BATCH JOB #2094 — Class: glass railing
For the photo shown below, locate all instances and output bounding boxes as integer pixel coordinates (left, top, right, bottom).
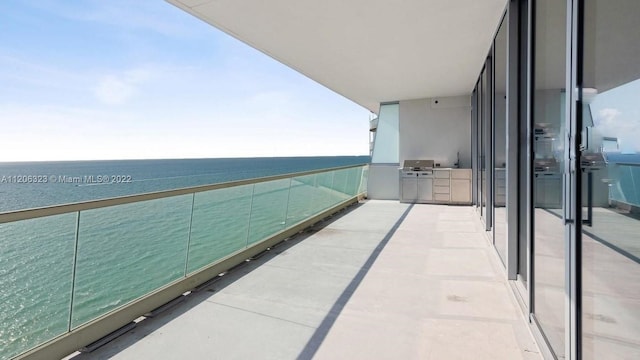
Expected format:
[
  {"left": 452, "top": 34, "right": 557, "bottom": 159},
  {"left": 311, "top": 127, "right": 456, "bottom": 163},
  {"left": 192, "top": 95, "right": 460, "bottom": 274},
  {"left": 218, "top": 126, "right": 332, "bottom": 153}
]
[
  {"left": 0, "top": 164, "right": 367, "bottom": 360},
  {"left": 608, "top": 163, "right": 640, "bottom": 207}
]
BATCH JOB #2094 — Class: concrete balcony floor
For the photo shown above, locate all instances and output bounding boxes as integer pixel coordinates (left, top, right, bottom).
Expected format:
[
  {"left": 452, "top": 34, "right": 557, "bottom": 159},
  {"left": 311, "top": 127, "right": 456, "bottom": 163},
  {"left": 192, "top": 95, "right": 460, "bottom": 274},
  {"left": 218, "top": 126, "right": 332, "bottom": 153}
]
[{"left": 68, "top": 200, "right": 541, "bottom": 360}]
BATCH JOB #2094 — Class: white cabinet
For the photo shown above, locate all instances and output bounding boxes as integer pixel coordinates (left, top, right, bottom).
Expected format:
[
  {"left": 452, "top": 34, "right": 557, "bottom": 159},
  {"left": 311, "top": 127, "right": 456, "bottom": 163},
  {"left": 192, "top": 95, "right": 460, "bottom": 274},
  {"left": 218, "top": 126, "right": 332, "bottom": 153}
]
[
  {"left": 433, "top": 170, "right": 451, "bottom": 202},
  {"left": 418, "top": 178, "right": 434, "bottom": 201},
  {"left": 401, "top": 177, "right": 418, "bottom": 201},
  {"left": 450, "top": 169, "right": 472, "bottom": 204},
  {"left": 534, "top": 174, "right": 562, "bottom": 208},
  {"left": 400, "top": 173, "right": 433, "bottom": 203},
  {"left": 401, "top": 168, "right": 471, "bottom": 204}
]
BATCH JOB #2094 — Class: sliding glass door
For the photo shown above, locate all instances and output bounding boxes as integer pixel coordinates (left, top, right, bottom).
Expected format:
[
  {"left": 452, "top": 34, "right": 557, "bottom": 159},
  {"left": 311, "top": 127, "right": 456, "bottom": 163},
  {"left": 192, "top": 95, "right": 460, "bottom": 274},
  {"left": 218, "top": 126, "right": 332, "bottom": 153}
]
[
  {"left": 482, "top": 61, "right": 492, "bottom": 231},
  {"left": 531, "top": 0, "right": 567, "bottom": 357},
  {"left": 579, "top": 1, "right": 640, "bottom": 357},
  {"left": 493, "top": 15, "right": 508, "bottom": 264}
]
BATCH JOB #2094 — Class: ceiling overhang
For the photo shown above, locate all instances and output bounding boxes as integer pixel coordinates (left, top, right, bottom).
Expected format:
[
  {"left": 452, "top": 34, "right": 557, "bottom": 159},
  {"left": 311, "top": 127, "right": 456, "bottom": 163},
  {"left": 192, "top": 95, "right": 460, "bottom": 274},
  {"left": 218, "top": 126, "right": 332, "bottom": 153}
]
[{"left": 167, "top": 0, "right": 507, "bottom": 113}]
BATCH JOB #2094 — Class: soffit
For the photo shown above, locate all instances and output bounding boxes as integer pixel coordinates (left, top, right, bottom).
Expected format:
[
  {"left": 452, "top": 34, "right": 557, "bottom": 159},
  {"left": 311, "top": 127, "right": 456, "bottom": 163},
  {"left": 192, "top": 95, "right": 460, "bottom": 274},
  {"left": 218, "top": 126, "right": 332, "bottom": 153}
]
[{"left": 168, "top": 0, "right": 508, "bottom": 113}]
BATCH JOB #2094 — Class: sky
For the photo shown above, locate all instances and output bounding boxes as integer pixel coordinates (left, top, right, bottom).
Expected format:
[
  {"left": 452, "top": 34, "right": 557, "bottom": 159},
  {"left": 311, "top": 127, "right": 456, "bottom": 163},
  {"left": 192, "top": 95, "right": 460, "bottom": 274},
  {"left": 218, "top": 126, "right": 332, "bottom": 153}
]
[
  {"left": 0, "top": 0, "right": 372, "bottom": 162},
  {"left": 589, "top": 78, "right": 640, "bottom": 153}
]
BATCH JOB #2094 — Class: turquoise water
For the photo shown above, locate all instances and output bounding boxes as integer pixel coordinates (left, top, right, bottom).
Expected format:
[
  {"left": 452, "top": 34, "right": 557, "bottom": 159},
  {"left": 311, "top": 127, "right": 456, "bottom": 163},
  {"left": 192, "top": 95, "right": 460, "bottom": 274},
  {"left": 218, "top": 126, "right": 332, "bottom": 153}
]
[
  {"left": 609, "top": 164, "right": 640, "bottom": 206},
  {"left": 0, "top": 157, "right": 368, "bottom": 360},
  {"left": 0, "top": 157, "right": 369, "bottom": 212},
  {"left": 605, "top": 153, "right": 640, "bottom": 207}
]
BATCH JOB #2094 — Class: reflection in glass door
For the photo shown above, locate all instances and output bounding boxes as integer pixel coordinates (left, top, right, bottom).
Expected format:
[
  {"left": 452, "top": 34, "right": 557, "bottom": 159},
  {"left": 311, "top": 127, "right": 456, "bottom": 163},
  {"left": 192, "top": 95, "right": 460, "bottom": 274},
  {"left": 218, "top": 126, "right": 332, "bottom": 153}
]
[
  {"left": 580, "top": 1, "right": 640, "bottom": 358},
  {"left": 477, "top": 72, "right": 485, "bottom": 217},
  {"left": 531, "top": 0, "right": 567, "bottom": 357},
  {"left": 493, "top": 15, "right": 507, "bottom": 264},
  {"left": 516, "top": 0, "right": 530, "bottom": 287},
  {"left": 472, "top": 88, "right": 478, "bottom": 209},
  {"left": 481, "top": 64, "right": 490, "bottom": 228}
]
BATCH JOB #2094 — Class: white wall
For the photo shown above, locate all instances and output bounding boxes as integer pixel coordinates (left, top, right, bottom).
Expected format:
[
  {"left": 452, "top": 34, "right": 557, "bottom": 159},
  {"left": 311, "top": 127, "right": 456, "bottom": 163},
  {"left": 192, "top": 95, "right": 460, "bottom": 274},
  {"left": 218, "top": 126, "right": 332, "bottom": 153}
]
[
  {"left": 367, "top": 164, "right": 400, "bottom": 200},
  {"left": 399, "top": 96, "right": 471, "bottom": 168}
]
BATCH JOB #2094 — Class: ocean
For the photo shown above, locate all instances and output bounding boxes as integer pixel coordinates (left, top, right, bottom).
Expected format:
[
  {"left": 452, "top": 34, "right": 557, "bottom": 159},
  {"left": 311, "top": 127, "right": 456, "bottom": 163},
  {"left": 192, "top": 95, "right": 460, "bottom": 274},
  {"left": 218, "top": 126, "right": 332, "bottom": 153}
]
[
  {"left": 605, "top": 153, "right": 640, "bottom": 206},
  {"left": 0, "top": 156, "right": 370, "bottom": 213},
  {"left": 0, "top": 156, "right": 369, "bottom": 359}
]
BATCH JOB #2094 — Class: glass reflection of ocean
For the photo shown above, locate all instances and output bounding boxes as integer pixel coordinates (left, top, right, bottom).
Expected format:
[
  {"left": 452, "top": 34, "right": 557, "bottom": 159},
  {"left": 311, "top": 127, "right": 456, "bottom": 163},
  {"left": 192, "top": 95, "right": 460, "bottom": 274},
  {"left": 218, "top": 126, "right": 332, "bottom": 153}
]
[{"left": 605, "top": 153, "right": 640, "bottom": 206}]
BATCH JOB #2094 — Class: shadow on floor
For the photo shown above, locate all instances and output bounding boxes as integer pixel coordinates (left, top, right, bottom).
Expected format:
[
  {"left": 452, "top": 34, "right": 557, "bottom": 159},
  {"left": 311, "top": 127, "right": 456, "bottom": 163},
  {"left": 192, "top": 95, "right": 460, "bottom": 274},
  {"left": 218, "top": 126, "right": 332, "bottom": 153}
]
[
  {"left": 69, "top": 202, "right": 369, "bottom": 359},
  {"left": 296, "top": 203, "right": 414, "bottom": 360}
]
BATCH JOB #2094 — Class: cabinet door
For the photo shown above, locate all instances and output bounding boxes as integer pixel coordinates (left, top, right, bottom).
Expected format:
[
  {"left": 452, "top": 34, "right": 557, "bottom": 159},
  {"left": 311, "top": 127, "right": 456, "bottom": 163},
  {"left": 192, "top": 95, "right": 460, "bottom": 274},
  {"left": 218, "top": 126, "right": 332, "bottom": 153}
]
[
  {"left": 451, "top": 169, "right": 472, "bottom": 180},
  {"left": 534, "top": 175, "right": 562, "bottom": 208},
  {"left": 451, "top": 179, "right": 471, "bottom": 203},
  {"left": 534, "top": 176, "right": 546, "bottom": 207},
  {"left": 544, "top": 178, "right": 562, "bottom": 209},
  {"left": 402, "top": 178, "right": 418, "bottom": 201},
  {"left": 417, "top": 178, "right": 433, "bottom": 201}
]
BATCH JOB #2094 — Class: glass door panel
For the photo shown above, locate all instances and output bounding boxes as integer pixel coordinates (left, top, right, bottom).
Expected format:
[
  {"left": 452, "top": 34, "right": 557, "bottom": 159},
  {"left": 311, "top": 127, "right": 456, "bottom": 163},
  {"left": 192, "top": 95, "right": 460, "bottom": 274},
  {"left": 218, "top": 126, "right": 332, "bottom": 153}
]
[
  {"left": 532, "top": 0, "right": 567, "bottom": 357},
  {"left": 580, "top": 1, "right": 640, "bottom": 358},
  {"left": 478, "top": 73, "right": 485, "bottom": 216},
  {"left": 494, "top": 16, "right": 508, "bottom": 264},
  {"left": 481, "top": 67, "right": 489, "bottom": 224}
]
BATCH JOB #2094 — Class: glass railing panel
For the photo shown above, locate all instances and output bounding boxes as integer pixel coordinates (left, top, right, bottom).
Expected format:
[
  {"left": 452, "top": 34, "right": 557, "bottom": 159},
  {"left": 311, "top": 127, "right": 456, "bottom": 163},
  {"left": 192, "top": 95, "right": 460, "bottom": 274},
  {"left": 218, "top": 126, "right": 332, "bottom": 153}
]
[
  {"left": 71, "top": 195, "right": 193, "bottom": 328},
  {"left": 609, "top": 164, "right": 640, "bottom": 206},
  {"left": 608, "top": 165, "right": 624, "bottom": 203},
  {"left": 347, "top": 167, "right": 362, "bottom": 196},
  {"left": 310, "top": 170, "right": 338, "bottom": 214},
  {"left": 331, "top": 168, "right": 350, "bottom": 199},
  {"left": 360, "top": 165, "right": 369, "bottom": 194},
  {"left": 286, "top": 174, "right": 317, "bottom": 226},
  {"left": 344, "top": 167, "right": 355, "bottom": 196},
  {"left": 342, "top": 168, "right": 354, "bottom": 196},
  {"left": 186, "top": 185, "right": 253, "bottom": 274},
  {"left": 0, "top": 213, "right": 77, "bottom": 360},
  {"left": 357, "top": 166, "right": 368, "bottom": 195},
  {"left": 247, "top": 179, "right": 290, "bottom": 245}
]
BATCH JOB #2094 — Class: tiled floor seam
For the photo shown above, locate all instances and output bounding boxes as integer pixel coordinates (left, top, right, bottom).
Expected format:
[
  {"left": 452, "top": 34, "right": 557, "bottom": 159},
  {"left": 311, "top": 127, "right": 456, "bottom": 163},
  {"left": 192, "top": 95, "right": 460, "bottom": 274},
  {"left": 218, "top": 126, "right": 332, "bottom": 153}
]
[
  {"left": 261, "top": 262, "right": 364, "bottom": 279},
  {"left": 204, "top": 301, "right": 317, "bottom": 329},
  {"left": 294, "top": 241, "right": 386, "bottom": 251},
  {"left": 362, "top": 271, "right": 502, "bottom": 282},
  {"left": 423, "top": 313, "right": 523, "bottom": 323}
]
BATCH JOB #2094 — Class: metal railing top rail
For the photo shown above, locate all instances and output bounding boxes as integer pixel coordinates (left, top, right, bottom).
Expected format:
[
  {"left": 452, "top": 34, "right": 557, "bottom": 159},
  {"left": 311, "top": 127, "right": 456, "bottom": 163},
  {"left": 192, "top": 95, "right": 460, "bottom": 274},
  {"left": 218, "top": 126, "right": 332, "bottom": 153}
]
[{"left": 0, "top": 163, "right": 368, "bottom": 224}]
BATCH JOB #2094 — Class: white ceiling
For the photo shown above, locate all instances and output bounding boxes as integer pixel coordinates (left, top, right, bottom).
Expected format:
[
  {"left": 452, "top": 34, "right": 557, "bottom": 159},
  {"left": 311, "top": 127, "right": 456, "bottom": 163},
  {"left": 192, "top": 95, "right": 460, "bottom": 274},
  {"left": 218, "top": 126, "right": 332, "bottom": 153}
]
[{"left": 167, "top": 0, "right": 507, "bottom": 113}]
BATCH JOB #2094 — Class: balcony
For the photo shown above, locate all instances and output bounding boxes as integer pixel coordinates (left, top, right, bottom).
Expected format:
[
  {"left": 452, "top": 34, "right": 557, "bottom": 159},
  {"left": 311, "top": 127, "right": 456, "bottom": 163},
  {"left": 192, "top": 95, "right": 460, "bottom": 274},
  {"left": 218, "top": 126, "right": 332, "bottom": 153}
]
[
  {"left": 63, "top": 201, "right": 539, "bottom": 359},
  {"left": 1, "top": 165, "right": 367, "bottom": 360}
]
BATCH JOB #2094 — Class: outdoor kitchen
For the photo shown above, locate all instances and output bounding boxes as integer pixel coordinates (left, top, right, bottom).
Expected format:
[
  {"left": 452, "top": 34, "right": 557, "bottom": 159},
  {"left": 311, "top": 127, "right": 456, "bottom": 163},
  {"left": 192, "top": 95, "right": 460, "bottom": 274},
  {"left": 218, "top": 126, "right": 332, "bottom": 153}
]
[
  {"left": 399, "top": 159, "right": 472, "bottom": 204},
  {"left": 368, "top": 95, "right": 473, "bottom": 202}
]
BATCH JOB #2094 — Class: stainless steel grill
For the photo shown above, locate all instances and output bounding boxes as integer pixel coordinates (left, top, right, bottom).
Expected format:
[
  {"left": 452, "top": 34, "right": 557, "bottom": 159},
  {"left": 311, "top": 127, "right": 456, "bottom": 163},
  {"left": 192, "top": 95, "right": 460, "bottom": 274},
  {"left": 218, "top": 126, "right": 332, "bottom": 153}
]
[
  {"left": 533, "top": 158, "right": 559, "bottom": 174},
  {"left": 400, "top": 160, "right": 434, "bottom": 203},
  {"left": 581, "top": 152, "right": 606, "bottom": 171},
  {"left": 401, "top": 159, "right": 434, "bottom": 175}
]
